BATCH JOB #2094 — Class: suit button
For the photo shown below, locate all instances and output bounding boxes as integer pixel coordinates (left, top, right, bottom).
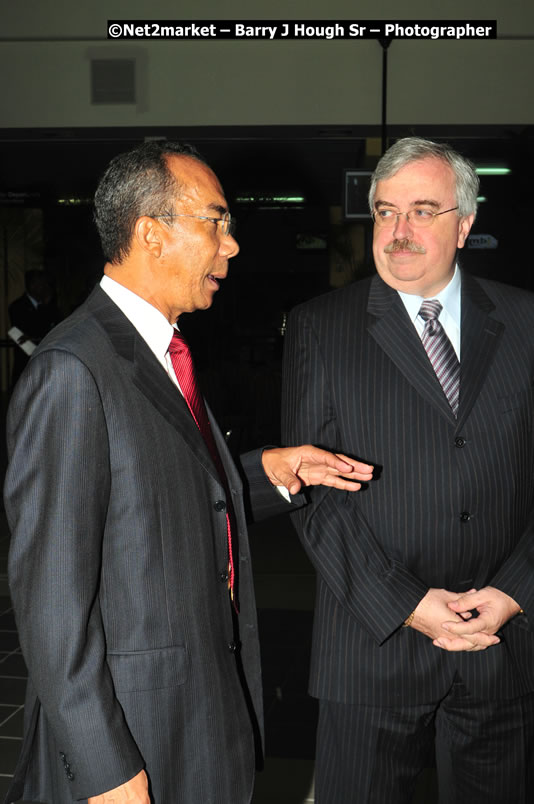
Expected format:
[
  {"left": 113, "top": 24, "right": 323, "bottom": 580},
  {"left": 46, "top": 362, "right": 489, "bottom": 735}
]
[
  {"left": 455, "top": 436, "right": 466, "bottom": 448},
  {"left": 459, "top": 511, "right": 471, "bottom": 522},
  {"left": 67, "top": 771, "right": 75, "bottom": 781},
  {"left": 59, "top": 752, "right": 66, "bottom": 760},
  {"left": 228, "top": 642, "right": 237, "bottom": 652},
  {"left": 219, "top": 570, "right": 229, "bottom": 582},
  {"left": 214, "top": 500, "right": 226, "bottom": 512}
]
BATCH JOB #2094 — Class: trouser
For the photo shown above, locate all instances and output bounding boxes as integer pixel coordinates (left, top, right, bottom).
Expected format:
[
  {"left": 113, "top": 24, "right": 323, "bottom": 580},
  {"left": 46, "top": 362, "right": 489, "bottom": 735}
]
[{"left": 315, "top": 675, "right": 534, "bottom": 804}]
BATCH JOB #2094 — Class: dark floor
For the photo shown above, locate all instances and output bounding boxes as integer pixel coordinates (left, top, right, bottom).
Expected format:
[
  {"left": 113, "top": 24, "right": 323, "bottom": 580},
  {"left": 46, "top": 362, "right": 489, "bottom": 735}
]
[{"left": 0, "top": 392, "right": 438, "bottom": 803}]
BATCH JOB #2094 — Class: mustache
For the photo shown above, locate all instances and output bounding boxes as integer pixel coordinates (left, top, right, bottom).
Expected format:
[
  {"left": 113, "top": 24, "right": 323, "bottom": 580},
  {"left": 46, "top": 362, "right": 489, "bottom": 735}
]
[{"left": 384, "top": 238, "right": 426, "bottom": 254}]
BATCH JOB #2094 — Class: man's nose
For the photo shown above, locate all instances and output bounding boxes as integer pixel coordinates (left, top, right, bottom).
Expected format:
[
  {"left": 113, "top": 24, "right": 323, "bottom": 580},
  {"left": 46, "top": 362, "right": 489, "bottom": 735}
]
[
  {"left": 220, "top": 231, "right": 240, "bottom": 258},
  {"left": 392, "top": 211, "right": 413, "bottom": 239}
]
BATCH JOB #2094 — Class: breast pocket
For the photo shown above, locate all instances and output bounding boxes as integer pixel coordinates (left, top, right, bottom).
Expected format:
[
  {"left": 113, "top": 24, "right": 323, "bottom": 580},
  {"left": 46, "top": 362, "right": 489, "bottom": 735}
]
[
  {"left": 106, "top": 645, "right": 188, "bottom": 692},
  {"left": 499, "top": 386, "right": 533, "bottom": 414}
]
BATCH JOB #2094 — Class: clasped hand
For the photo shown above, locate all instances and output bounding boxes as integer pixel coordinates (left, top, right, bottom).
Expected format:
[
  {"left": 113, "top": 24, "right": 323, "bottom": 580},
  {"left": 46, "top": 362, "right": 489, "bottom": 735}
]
[{"left": 408, "top": 587, "right": 521, "bottom": 652}]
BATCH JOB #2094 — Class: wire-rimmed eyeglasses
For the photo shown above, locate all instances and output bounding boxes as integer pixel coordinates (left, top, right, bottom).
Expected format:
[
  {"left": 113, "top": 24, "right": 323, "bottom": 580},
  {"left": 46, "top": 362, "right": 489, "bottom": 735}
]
[
  {"left": 150, "top": 211, "right": 236, "bottom": 236},
  {"left": 372, "top": 206, "right": 459, "bottom": 228}
]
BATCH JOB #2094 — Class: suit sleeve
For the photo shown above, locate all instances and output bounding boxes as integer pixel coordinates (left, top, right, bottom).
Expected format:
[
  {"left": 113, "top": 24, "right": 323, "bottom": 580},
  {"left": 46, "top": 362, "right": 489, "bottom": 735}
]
[
  {"left": 238, "top": 447, "right": 306, "bottom": 522},
  {"left": 5, "top": 349, "right": 144, "bottom": 799},
  {"left": 489, "top": 510, "right": 534, "bottom": 628},
  {"left": 476, "top": 286, "right": 534, "bottom": 629},
  {"left": 281, "top": 306, "right": 428, "bottom": 645}
]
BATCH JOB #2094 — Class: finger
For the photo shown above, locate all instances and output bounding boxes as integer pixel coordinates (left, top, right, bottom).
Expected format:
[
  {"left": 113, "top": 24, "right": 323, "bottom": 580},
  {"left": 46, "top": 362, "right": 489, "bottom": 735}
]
[
  {"left": 456, "top": 587, "right": 479, "bottom": 600},
  {"left": 448, "top": 595, "right": 484, "bottom": 613},
  {"left": 441, "top": 618, "right": 493, "bottom": 636},
  {"left": 448, "top": 635, "right": 500, "bottom": 651},
  {"left": 323, "top": 475, "right": 363, "bottom": 492},
  {"left": 299, "top": 471, "right": 363, "bottom": 491},
  {"left": 433, "top": 637, "right": 470, "bottom": 651},
  {"left": 458, "top": 611, "right": 473, "bottom": 620},
  {"left": 297, "top": 464, "right": 368, "bottom": 488},
  {"left": 309, "top": 453, "right": 367, "bottom": 475},
  {"left": 287, "top": 479, "right": 302, "bottom": 495},
  {"left": 434, "top": 638, "right": 487, "bottom": 652},
  {"left": 269, "top": 470, "right": 302, "bottom": 495},
  {"left": 434, "top": 633, "right": 500, "bottom": 651},
  {"left": 450, "top": 588, "right": 477, "bottom": 604},
  {"left": 334, "top": 453, "right": 374, "bottom": 477}
]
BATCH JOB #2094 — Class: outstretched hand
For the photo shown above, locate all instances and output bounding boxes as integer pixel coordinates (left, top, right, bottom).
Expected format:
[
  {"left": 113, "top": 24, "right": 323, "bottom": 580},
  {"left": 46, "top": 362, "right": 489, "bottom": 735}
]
[{"left": 261, "top": 445, "right": 373, "bottom": 496}]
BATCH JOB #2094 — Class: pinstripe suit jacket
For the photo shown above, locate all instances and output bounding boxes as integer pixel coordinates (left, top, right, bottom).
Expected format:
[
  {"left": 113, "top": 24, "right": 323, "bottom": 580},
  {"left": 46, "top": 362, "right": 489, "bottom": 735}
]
[
  {"left": 4, "top": 286, "right": 299, "bottom": 804},
  {"left": 282, "top": 272, "right": 534, "bottom": 707}
]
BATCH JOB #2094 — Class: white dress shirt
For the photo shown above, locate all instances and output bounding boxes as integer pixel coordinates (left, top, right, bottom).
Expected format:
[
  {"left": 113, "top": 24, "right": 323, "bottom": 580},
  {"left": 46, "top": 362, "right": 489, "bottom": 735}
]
[{"left": 100, "top": 274, "right": 182, "bottom": 389}]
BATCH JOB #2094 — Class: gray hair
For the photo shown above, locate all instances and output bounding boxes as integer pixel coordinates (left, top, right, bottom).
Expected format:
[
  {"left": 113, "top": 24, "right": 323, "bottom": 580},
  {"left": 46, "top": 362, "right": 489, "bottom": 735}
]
[
  {"left": 368, "top": 137, "right": 479, "bottom": 218},
  {"left": 94, "top": 140, "right": 206, "bottom": 264}
]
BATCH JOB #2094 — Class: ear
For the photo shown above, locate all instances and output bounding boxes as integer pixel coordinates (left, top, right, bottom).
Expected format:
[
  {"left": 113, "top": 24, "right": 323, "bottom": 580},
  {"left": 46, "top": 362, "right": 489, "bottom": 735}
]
[
  {"left": 457, "top": 213, "right": 474, "bottom": 249},
  {"left": 134, "top": 216, "right": 164, "bottom": 258}
]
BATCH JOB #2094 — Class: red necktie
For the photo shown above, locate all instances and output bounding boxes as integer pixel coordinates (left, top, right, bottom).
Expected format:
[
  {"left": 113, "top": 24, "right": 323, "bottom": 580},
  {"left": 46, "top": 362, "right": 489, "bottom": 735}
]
[{"left": 168, "top": 331, "right": 236, "bottom": 602}]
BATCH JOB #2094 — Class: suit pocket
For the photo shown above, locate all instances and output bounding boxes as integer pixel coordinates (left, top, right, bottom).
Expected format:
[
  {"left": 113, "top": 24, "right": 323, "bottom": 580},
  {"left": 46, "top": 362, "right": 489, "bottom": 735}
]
[
  {"left": 499, "top": 386, "right": 533, "bottom": 413},
  {"left": 106, "top": 645, "right": 188, "bottom": 692}
]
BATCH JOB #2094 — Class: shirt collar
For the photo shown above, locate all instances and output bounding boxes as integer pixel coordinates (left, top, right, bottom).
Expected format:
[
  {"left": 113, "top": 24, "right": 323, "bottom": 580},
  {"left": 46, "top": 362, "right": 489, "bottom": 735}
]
[
  {"left": 100, "top": 274, "right": 174, "bottom": 366},
  {"left": 397, "top": 264, "right": 461, "bottom": 327}
]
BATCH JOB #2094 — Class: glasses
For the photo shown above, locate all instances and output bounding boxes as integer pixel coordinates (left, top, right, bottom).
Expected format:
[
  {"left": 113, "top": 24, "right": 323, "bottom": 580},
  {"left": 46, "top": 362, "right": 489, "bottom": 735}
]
[
  {"left": 150, "top": 211, "right": 236, "bottom": 236},
  {"left": 372, "top": 206, "right": 459, "bottom": 228}
]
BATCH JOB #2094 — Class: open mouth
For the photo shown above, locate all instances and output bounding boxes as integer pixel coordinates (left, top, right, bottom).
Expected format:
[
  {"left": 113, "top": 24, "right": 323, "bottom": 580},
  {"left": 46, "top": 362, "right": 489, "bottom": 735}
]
[{"left": 208, "top": 273, "right": 227, "bottom": 288}]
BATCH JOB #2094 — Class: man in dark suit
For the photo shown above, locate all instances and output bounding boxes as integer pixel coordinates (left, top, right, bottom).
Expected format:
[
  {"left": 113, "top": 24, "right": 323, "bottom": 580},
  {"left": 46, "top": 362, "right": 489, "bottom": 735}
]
[
  {"left": 282, "top": 137, "right": 534, "bottom": 803},
  {"left": 4, "top": 142, "right": 372, "bottom": 804},
  {"left": 8, "top": 270, "right": 59, "bottom": 387}
]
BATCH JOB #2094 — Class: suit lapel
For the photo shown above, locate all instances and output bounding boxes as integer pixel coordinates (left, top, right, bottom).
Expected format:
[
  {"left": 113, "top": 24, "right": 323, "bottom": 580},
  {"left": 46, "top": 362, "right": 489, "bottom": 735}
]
[
  {"left": 86, "top": 286, "right": 221, "bottom": 483},
  {"left": 132, "top": 340, "right": 222, "bottom": 482},
  {"left": 208, "top": 404, "right": 242, "bottom": 490},
  {"left": 457, "top": 272, "right": 504, "bottom": 428},
  {"left": 366, "top": 275, "right": 456, "bottom": 423},
  {"left": 366, "top": 273, "right": 505, "bottom": 428}
]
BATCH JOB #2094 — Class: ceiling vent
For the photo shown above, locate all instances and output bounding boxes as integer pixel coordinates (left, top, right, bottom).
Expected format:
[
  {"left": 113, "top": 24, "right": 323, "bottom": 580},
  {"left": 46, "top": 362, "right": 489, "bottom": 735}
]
[{"left": 91, "top": 59, "right": 136, "bottom": 104}]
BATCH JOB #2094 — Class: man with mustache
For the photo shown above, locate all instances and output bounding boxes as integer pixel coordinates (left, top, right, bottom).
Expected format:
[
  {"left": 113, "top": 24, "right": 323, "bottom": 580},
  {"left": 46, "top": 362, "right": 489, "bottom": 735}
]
[
  {"left": 282, "top": 137, "right": 534, "bottom": 803},
  {"left": 4, "top": 141, "right": 372, "bottom": 804}
]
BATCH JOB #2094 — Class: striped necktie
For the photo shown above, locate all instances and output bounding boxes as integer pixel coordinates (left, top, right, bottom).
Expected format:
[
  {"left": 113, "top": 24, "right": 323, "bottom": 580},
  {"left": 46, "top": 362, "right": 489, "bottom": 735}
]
[{"left": 419, "top": 300, "right": 460, "bottom": 416}]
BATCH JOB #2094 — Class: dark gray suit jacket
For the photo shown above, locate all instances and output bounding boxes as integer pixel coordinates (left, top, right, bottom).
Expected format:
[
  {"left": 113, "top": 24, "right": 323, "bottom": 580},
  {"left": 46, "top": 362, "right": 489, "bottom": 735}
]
[
  {"left": 4, "top": 287, "right": 299, "bottom": 804},
  {"left": 282, "top": 272, "right": 534, "bottom": 707}
]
